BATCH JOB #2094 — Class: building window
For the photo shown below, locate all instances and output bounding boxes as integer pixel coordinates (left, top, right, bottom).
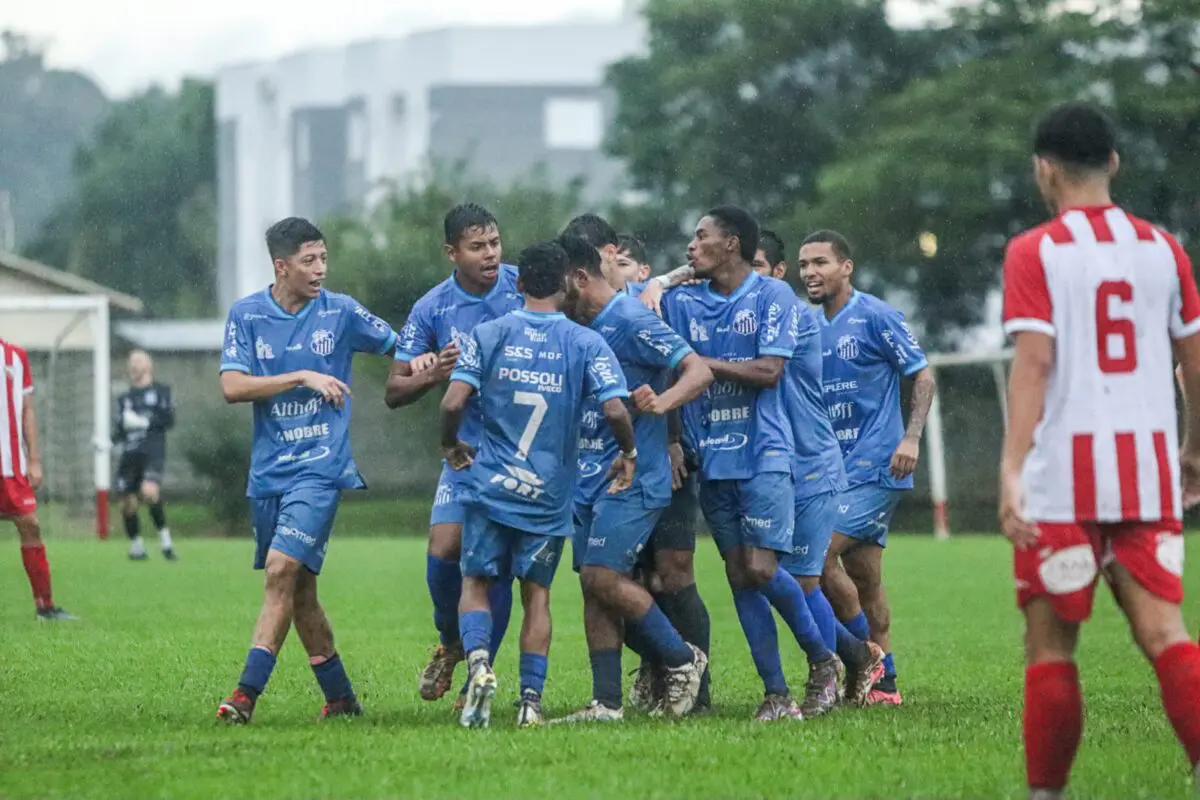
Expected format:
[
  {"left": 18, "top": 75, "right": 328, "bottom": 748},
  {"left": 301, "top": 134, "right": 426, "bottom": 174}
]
[
  {"left": 295, "top": 120, "right": 310, "bottom": 169},
  {"left": 347, "top": 110, "right": 366, "bottom": 162},
  {"left": 543, "top": 97, "right": 603, "bottom": 150}
]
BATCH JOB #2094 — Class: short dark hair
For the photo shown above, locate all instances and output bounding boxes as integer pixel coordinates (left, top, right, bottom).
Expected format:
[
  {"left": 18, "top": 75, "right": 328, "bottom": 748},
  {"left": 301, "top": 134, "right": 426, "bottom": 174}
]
[
  {"left": 759, "top": 228, "right": 786, "bottom": 268},
  {"left": 802, "top": 229, "right": 853, "bottom": 262},
  {"left": 558, "top": 233, "right": 602, "bottom": 276},
  {"left": 617, "top": 234, "right": 647, "bottom": 264},
  {"left": 562, "top": 214, "right": 618, "bottom": 249},
  {"left": 706, "top": 206, "right": 759, "bottom": 263},
  {"left": 1033, "top": 102, "right": 1117, "bottom": 171},
  {"left": 266, "top": 217, "right": 323, "bottom": 260},
  {"left": 516, "top": 241, "right": 569, "bottom": 299},
  {"left": 444, "top": 203, "right": 498, "bottom": 246}
]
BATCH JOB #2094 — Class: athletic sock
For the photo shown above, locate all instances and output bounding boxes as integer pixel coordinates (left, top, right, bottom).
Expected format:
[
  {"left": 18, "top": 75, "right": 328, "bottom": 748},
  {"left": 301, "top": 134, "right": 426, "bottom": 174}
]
[
  {"left": 732, "top": 589, "right": 787, "bottom": 696},
  {"left": 590, "top": 649, "right": 622, "bottom": 709},
  {"left": 159, "top": 527, "right": 174, "bottom": 551},
  {"left": 1153, "top": 641, "right": 1200, "bottom": 767},
  {"left": 311, "top": 652, "right": 355, "bottom": 703},
  {"left": 624, "top": 620, "right": 655, "bottom": 661},
  {"left": 520, "top": 652, "right": 548, "bottom": 696},
  {"left": 426, "top": 554, "right": 463, "bottom": 646},
  {"left": 803, "top": 585, "right": 837, "bottom": 653},
  {"left": 458, "top": 609, "right": 492, "bottom": 657},
  {"left": 759, "top": 567, "right": 833, "bottom": 663},
  {"left": 487, "top": 577, "right": 513, "bottom": 661},
  {"left": 238, "top": 646, "right": 277, "bottom": 700},
  {"left": 656, "top": 584, "right": 711, "bottom": 704},
  {"left": 627, "top": 603, "right": 693, "bottom": 668},
  {"left": 123, "top": 511, "right": 140, "bottom": 540},
  {"left": 149, "top": 502, "right": 167, "bottom": 530},
  {"left": 20, "top": 543, "right": 53, "bottom": 609},
  {"left": 1024, "top": 661, "right": 1082, "bottom": 794},
  {"left": 835, "top": 620, "right": 871, "bottom": 668},
  {"left": 844, "top": 610, "right": 870, "bottom": 641}
]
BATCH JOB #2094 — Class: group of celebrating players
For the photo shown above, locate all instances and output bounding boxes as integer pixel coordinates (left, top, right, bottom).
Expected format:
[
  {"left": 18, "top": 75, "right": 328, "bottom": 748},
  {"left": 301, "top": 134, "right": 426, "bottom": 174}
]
[{"left": 81, "top": 100, "right": 1199, "bottom": 797}]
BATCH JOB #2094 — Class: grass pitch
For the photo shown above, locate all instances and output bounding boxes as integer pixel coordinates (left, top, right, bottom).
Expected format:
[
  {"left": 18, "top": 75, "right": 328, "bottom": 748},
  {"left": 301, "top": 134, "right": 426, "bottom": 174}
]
[{"left": 2, "top": 532, "right": 1197, "bottom": 799}]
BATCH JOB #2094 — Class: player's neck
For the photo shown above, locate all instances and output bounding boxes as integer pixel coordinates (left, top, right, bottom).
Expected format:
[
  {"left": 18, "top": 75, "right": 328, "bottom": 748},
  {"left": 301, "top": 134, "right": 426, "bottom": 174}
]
[
  {"left": 132, "top": 378, "right": 152, "bottom": 389},
  {"left": 1053, "top": 183, "right": 1114, "bottom": 215},
  {"left": 523, "top": 298, "right": 561, "bottom": 315},
  {"left": 270, "top": 283, "right": 311, "bottom": 314},
  {"left": 578, "top": 285, "right": 617, "bottom": 325},
  {"left": 823, "top": 284, "right": 855, "bottom": 320},
  {"left": 709, "top": 261, "right": 753, "bottom": 296},
  {"left": 453, "top": 268, "right": 494, "bottom": 298}
]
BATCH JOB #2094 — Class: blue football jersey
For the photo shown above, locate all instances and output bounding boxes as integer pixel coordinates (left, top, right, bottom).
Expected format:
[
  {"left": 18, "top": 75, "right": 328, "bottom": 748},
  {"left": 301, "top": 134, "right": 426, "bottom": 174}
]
[
  {"left": 785, "top": 303, "right": 848, "bottom": 499},
  {"left": 575, "top": 294, "right": 694, "bottom": 508},
  {"left": 819, "top": 290, "right": 928, "bottom": 489},
  {"left": 219, "top": 288, "right": 398, "bottom": 497},
  {"left": 394, "top": 265, "right": 523, "bottom": 448},
  {"left": 662, "top": 271, "right": 798, "bottom": 481},
  {"left": 450, "top": 310, "right": 628, "bottom": 536}
]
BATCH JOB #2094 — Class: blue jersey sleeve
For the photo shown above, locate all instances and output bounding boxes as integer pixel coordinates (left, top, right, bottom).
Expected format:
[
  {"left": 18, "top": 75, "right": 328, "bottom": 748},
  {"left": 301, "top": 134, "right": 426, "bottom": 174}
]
[
  {"left": 758, "top": 282, "right": 799, "bottom": 358},
  {"left": 219, "top": 307, "right": 253, "bottom": 374},
  {"left": 629, "top": 308, "right": 693, "bottom": 370},
  {"left": 871, "top": 306, "right": 928, "bottom": 377},
  {"left": 583, "top": 336, "right": 629, "bottom": 403},
  {"left": 448, "top": 329, "right": 483, "bottom": 390},
  {"left": 394, "top": 298, "right": 436, "bottom": 363},
  {"left": 347, "top": 300, "right": 398, "bottom": 355}
]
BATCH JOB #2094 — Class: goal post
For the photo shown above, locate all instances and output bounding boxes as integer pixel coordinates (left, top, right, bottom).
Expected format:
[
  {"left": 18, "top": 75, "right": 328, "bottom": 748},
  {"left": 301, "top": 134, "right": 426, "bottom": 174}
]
[
  {"left": 925, "top": 348, "right": 1013, "bottom": 539},
  {"left": 0, "top": 294, "right": 111, "bottom": 539}
]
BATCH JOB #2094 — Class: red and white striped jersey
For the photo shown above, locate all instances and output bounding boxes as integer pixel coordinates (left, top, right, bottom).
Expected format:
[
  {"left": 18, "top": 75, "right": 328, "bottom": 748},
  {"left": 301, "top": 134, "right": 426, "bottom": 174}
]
[
  {"left": 1002, "top": 205, "right": 1200, "bottom": 524},
  {"left": 0, "top": 338, "right": 34, "bottom": 479}
]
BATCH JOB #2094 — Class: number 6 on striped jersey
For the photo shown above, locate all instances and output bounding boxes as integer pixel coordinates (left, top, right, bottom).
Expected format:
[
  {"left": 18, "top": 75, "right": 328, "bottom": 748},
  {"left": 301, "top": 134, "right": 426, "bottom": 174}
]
[{"left": 1096, "top": 280, "right": 1137, "bottom": 374}]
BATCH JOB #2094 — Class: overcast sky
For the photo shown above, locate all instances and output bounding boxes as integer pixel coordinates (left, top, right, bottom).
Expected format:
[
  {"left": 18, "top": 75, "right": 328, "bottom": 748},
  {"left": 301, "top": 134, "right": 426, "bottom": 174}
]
[{"left": 2, "top": 0, "right": 939, "bottom": 98}]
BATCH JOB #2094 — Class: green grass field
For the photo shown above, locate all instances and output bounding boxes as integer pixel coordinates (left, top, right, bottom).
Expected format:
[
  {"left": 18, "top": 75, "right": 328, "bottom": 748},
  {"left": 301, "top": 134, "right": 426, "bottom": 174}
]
[{"left": 3, "top": 533, "right": 1197, "bottom": 799}]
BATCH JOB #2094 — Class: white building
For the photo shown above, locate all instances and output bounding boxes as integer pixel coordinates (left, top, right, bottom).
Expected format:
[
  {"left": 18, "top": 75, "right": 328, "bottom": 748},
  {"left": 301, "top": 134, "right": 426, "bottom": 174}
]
[{"left": 215, "top": 14, "right": 647, "bottom": 311}]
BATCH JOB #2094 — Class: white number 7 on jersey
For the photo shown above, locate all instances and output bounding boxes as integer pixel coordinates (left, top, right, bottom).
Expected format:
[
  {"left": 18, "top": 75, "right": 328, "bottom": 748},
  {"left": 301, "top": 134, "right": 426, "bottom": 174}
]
[{"left": 513, "top": 391, "right": 548, "bottom": 461}]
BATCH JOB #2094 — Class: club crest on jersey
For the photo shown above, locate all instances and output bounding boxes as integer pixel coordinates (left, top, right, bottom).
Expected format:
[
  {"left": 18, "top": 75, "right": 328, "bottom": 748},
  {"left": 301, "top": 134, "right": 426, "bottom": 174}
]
[
  {"left": 143, "top": 389, "right": 157, "bottom": 406},
  {"left": 688, "top": 318, "right": 710, "bottom": 342},
  {"left": 836, "top": 335, "right": 859, "bottom": 360},
  {"left": 310, "top": 329, "right": 335, "bottom": 357},
  {"left": 733, "top": 309, "right": 758, "bottom": 335}
]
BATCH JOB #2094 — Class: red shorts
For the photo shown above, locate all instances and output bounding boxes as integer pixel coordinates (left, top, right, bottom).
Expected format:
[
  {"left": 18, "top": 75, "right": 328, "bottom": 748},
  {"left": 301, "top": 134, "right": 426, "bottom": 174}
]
[
  {"left": 0, "top": 475, "right": 37, "bottom": 519},
  {"left": 1014, "top": 520, "right": 1184, "bottom": 623}
]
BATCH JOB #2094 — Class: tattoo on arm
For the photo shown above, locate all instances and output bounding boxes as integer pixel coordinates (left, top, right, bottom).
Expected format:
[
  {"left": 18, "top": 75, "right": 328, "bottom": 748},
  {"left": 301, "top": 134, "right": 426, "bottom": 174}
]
[{"left": 905, "top": 369, "right": 936, "bottom": 440}]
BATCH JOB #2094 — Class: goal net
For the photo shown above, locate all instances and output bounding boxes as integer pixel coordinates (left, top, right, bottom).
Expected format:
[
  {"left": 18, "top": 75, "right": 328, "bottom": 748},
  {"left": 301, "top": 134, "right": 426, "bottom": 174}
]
[
  {"left": 0, "top": 295, "right": 112, "bottom": 538},
  {"left": 924, "top": 348, "right": 1013, "bottom": 538}
]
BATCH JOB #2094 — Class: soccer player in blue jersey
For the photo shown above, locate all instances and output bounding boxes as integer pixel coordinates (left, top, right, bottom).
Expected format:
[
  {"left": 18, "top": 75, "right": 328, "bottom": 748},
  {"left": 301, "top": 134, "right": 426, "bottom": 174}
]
[
  {"left": 439, "top": 240, "right": 638, "bottom": 729},
  {"left": 798, "top": 229, "right": 937, "bottom": 707},
  {"left": 384, "top": 203, "right": 522, "bottom": 707},
  {"left": 215, "top": 217, "right": 397, "bottom": 724},
  {"left": 661, "top": 207, "right": 840, "bottom": 721},
  {"left": 752, "top": 234, "right": 886, "bottom": 715},
  {"left": 552, "top": 234, "right": 713, "bottom": 722},
  {"left": 617, "top": 234, "right": 653, "bottom": 284}
]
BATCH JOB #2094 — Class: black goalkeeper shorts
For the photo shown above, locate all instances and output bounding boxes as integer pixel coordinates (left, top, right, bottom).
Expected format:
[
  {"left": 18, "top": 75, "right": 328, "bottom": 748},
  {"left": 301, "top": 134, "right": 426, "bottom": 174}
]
[{"left": 115, "top": 442, "right": 166, "bottom": 495}]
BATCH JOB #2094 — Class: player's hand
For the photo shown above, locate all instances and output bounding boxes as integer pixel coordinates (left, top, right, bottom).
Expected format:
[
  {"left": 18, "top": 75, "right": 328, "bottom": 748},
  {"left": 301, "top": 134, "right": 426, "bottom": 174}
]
[
  {"left": 889, "top": 435, "right": 920, "bottom": 479},
  {"left": 1181, "top": 447, "right": 1200, "bottom": 510},
  {"left": 631, "top": 384, "right": 666, "bottom": 415},
  {"left": 443, "top": 441, "right": 476, "bottom": 471},
  {"left": 638, "top": 281, "right": 665, "bottom": 317},
  {"left": 433, "top": 343, "right": 461, "bottom": 380},
  {"left": 410, "top": 352, "right": 438, "bottom": 374},
  {"left": 27, "top": 459, "right": 43, "bottom": 491},
  {"left": 122, "top": 408, "right": 150, "bottom": 431},
  {"left": 999, "top": 470, "right": 1038, "bottom": 550},
  {"left": 668, "top": 442, "right": 688, "bottom": 491},
  {"left": 606, "top": 454, "right": 637, "bottom": 494},
  {"left": 300, "top": 370, "right": 352, "bottom": 409}
]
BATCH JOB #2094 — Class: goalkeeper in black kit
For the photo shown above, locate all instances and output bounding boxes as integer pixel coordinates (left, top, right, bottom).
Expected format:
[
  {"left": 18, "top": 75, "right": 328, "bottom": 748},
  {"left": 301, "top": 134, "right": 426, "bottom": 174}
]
[{"left": 113, "top": 350, "right": 177, "bottom": 561}]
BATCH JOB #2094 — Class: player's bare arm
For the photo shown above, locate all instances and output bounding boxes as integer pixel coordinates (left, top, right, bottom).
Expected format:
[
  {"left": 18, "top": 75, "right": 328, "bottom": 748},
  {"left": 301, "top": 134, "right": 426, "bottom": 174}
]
[
  {"left": 637, "top": 264, "right": 695, "bottom": 315},
  {"left": 21, "top": 400, "right": 43, "bottom": 491},
  {"left": 631, "top": 353, "right": 713, "bottom": 416},
  {"left": 702, "top": 355, "right": 786, "bottom": 389},
  {"left": 438, "top": 379, "right": 476, "bottom": 471},
  {"left": 1174, "top": 335, "right": 1200, "bottom": 508},
  {"left": 999, "top": 331, "right": 1053, "bottom": 549},
  {"left": 220, "top": 370, "right": 350, "bottom": 408},
  {"left": 384, "top": 342, "right": 459, "bottom": 409},
  {"left": 890, "top": 367, "right": 937, "bottom": 478},
  {"left": 601, "top": 395, "right": 638, "bottom": 494}
]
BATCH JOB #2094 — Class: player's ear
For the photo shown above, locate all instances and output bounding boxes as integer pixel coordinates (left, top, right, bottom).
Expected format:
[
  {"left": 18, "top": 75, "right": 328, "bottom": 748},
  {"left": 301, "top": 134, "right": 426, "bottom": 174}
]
[
  {"left": 443, "top": 242, "right": 456, "bottom": 264},
  {"left": 272, "top": 257, "right": 288, "bottom": 278},
  {"left": 1108, "top": 150, "right": 1120, "bottom": 178}
]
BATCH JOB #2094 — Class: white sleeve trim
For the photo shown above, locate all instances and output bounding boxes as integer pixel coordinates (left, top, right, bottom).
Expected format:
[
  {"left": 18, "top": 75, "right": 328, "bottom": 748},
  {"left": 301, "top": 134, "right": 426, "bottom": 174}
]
[
  {"left": 1003, "top": 318, "right": 1056, "bottom": 337},
  {"left": 1171, "top": 316, "right": 1200, "bottom": 341}
]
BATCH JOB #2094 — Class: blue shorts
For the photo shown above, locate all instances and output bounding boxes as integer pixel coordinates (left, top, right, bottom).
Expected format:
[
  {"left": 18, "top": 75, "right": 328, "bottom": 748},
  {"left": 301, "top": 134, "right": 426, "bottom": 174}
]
[
  {"left": 250, "top": 484, "right": 342, "bottom": 575},
  {"left": 573, "top": 488, "right": 664, "bottom": 573},
  {"left": 430, "top": 463, "right": 471, "bottom": 527},
  {"left": 781, "top": 491, "right": 838, "bottom": 577},
  {"left": 699, "top": 472, "right": 795, "bottom": 556},
  {"left": 461, "top": 504, "right": 565, "bottom": 588},
  {"left": 834, "top": 483, "right": 905, "bottom": 548}
]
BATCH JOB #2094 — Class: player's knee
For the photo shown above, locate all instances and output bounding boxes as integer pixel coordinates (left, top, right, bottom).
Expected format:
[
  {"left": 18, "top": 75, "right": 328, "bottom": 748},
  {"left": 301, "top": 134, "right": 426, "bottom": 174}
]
[
  {"left": 428, "top": 524, "right": 462, "bottom": 560},
  {"left": 263, "top": 554, "right": 302, "bottom": 591},
  {"left": 654, "top": 549, "right": 695, "bottom": 593},
  {"left": 15, "top": 516, "right": 42, "bottom": 545},
  {"left": 140, "top": 483, "right": 160, "bottom": 504},
  {"left": 579, "top": 565, "right": 618, "bottom": 599},
  {"left": 1131, "top": 612, "right": 1190, "bottom": 661},
  {"left": 121, "top": 496, "right": 139, "bottom": 515}
]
